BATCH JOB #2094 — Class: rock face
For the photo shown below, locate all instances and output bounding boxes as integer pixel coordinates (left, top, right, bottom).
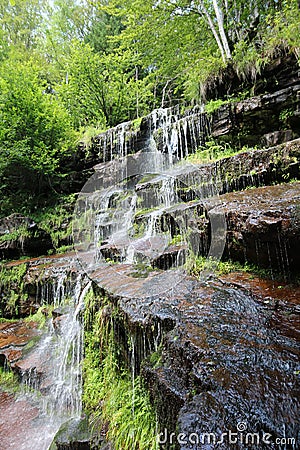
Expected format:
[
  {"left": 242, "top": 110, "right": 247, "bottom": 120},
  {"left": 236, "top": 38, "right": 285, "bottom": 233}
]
[
  {"left": 216, "top": 182, "right": 300, "bottom": 273},
  {"left": 160, "top": 182, "right": 300, "bottom": 276},
  {"left": 71, "top": 106, "right": 210, "bottom": 176},
  {"left": 0, "top": 391, "right": 54, "bottom": 450},
  {"left": 0, "top": 321, "right": 39, "bottom": 368},
  {"left": 50, "top": 417, "right": 91, "bottom": 450},
  {"left": 136, "top": 138, "right": 300, "bottom": 204},
  {"left": 0, "top": 213, "right": 53, "bottom": 260},
  {"left": 0, "top": 254, "right": 79, "bottom": 319},
  {"left": 211, "top": 84, "right": 300, "bottom": 146},
  {"left": 1, "top": 63, "right": 300, "bottom": 450},
  {"left": 85, "top": 262, "right": 300, "bottom": 449},
  {"left": 203, "top": 51, "right": 300, "bottom": 100},
  {"left": 65, "top": 77, "right": 299, "bottom": 192},
  {"left": 0, "top": 250, "right": 299, "bottom": 449}
]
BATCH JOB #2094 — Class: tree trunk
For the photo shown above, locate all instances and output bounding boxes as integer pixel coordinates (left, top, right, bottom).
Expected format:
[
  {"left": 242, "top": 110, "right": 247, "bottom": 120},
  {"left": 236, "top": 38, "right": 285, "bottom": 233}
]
[
  {"left": 212, "top": 0, "right": 232, "bottom": 59},
  {"left": 198, "top": 1, "right": 227, "bottom": 62}
]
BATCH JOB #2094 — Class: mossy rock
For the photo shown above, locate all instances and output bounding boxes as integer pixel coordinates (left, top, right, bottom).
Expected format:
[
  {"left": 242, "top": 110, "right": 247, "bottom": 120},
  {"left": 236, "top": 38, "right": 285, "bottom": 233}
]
[{"left": 50, "top": 417, "right": 91, "bottom": 450}]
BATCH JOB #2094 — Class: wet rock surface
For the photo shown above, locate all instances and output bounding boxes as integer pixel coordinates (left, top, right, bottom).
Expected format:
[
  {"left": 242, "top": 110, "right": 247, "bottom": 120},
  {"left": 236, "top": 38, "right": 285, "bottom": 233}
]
[
  {"left": 0, "top": 247, "right": 299, "bottom": 449},
  {"left": 0, "top": 390, "right": 58, "bottom": 450},
  {"left": 50, "top": 417, "right": 91, "bottom": 450},
  {"left": 139, "top": 181, "right": 300, "bottom": 275},
  {"left": 1, "top": 77, "right": 300, "bottom": 449},
  {"left": 171, "top": 282, "right": 299, "bottom": 448},
  {"left": 0, "top": 321, "right": 39, "bottom": 367},
  {"left": 136, "top": 138, "right": 300, "bottom": 205},
  {"left": 67, "top": 78, "right": 300, "bottom": 189},
  {"left": 203, "top": 51, "right": 300, "bottom": 101},
  {"left": 211, "top": 84, "right": 300, "bottom": 146},
  {"left": 87, "top": 260, "right": 300, "bottom": 448},
  {"left": 213, "top": 182, "right": 300, "bottom": 274},
  {"left": 0, "top": 253, "right": 79, "bottom": 319}
]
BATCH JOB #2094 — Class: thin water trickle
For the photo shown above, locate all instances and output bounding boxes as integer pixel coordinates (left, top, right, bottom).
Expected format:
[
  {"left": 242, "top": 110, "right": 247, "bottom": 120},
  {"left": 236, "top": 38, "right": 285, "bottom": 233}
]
[
  {"left": 160, "top": 176, "right": 175, "bottom": 208},
  {"left": 75, "top": 104, "right": 214, "bottom": 276},
  {"left": 16, "top": 271, "right": 91, "bottom": 449}
]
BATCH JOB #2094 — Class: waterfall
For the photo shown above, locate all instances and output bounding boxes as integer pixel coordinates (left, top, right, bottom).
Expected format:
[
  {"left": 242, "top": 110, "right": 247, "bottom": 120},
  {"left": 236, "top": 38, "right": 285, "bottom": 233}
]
[
  {"left": 74, "top": 104, "right": 216, "bottom": 278},
  {"left": 160, "top": 176, "right": 175, "bottom": 208},
  {"left": 17, "top": 270, "right": 92, "bottom": 449}
]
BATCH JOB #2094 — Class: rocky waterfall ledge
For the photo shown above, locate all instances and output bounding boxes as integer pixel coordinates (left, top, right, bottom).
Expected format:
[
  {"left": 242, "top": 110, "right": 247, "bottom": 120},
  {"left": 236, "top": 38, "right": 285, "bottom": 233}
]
[
  {"left": 0, "top": 248, "right": 299, "bottom": 448},
  {"left": 64, "top": 82, "right": 300, "bottom": 193}
]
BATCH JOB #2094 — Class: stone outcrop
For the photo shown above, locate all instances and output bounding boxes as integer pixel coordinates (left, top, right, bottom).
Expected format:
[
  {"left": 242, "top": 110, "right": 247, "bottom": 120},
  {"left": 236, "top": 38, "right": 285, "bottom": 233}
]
[
  {"left": 0, "top": 255, "right": 78, "bottom": 319},
  {"left": 64, "top": 75, "right": 300, "bottom": 194},
  {"left": 0, "top": 247, "right": 299, "bottom": 448},
  {"left": 203, "top": 50, "right": 300, "bottom": 100},
  {"left": 0, "top": 213, "right": 53, "bottom": 260},
  {"left": 211, "top": 84, "right": 300, "bottom": 146},
  {"left": 159, "top": 182, "right": 300, "bottom": 276},
  {"left": 0, "top": 321, "right": 39, "bottom": 368},
  {"left": 84, "top": 261, "right": 300, "bottom": 447},
  {"left": 215, "top": 182, "right": 300, "bottom": 273},
  {"left": 1, "top": 58, "right": 300, "bottom": 449},
  {"left": 50, "top": 417, "right": 91, "bottom": 450},
  {"left": 136, "top": 138, "right": 300, "bottom": 205}
]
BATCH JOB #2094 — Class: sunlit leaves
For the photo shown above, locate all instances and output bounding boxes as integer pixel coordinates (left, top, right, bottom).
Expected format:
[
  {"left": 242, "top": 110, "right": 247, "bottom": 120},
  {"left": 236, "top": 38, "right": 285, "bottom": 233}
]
[{"left": 58, "top": 40, "right": 155, "bottom": 128}]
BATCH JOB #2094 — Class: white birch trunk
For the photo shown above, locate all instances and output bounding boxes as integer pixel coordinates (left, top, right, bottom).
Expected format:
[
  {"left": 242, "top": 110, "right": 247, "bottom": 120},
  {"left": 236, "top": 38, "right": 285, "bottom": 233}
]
[
  {"left": 198, "top": 0, "right": 227, "bottom": 62},
  {"left": 212, "top": 0, "right": 232, "bottom": 59}
]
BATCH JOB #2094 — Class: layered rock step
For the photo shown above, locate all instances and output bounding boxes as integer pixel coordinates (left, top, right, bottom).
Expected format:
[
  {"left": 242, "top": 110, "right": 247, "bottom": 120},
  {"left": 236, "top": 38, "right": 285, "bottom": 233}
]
[
  {"left": 1, "top": 181, "right": 299, "bottom": 325},
  {"left": 135, "top": 138, "right": 300, "bottom": 206},
  {"left": 94, "top": 181, "right": 300, "bottom": 276},
  {"left": 81, "top": 139, "right": 300, "bottom": 278},
  {"left": 76, "top": 85, "right": 300, "bottom": 170},
  {"left": 142, "top": 273, "right": 300, "bottom": 446},
  {"left": 163, "top": 181, "right": 300, "bottom": 275}
]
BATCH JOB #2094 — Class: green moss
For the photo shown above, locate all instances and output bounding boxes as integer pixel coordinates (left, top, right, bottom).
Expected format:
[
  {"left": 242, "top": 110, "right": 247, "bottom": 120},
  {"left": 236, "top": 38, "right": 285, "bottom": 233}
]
[
  {"left": 131, "top": 117, "right": 142, "bottom": 132},
  {"left": 79, "top": 124, "right": 105, "bottom": 152},
  {"left": 83, "top": 292, "right": 158, "bottom": 450},
  {"left": 49, "top": 417, "right": 91, "bottom": 450},
  {"left": 0, "top": 367, "right": 20, "bottom": 393},
  {"left": 24, "top": 305, "right": 54, "bottom": 329},
  {"left": 134, "top": 207, "right": 157, "bottom": 218},
  {"left": 132, "top": 221, "right": 146, "bottom": 239},
  {"left": 205, "top": 99, "right": 229, "bottom": 114},
  {"left": 138, "top": 173, "right": 158, "bottom": 184},
  {"left": 185, "top": 140, "right": 253, "bottom": 165},
  {"left": 0, "top": 263, "right": 28, "bottom": 316},
  {"left": 185, "top": 255, "right": 278, "bottom": 280},
  {"left": 168, "top": 234, "right": 183, "bottom": 246},
  {"left": 0, "top": 225, "right": 31, "bottom": 244},
  {"left": 0, "top": 263, "right": 27, "bottom": 286},
  {"left": 32, "top": 194, "right": 76, "bottom": 250},
  {"left": 129, "top": 262, "right": 154, "bottom": 278},
  {"left": 149, "top": 348, "right": 162, "bottom": 369}
]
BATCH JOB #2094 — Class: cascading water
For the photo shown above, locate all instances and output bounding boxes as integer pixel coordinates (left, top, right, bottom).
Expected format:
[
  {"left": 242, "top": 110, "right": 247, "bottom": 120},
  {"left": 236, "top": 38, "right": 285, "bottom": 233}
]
[
  {"left": 15, "top": 271, "right": 91, "bottom": 450},
  {"left": 74, "top": 105, "right": 217, "bottom": 276}
]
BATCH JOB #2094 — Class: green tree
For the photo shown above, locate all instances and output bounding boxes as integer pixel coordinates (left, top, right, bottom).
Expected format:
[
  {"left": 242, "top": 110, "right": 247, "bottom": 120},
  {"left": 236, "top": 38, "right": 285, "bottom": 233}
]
[
  {"left": 103, "top": 0, "right": 299, "bottom": 103},
  {"left": 58, "top": 40, "right": 154, "bottom": 128},
  {"left": 0, "top": 50, "right": 76, "bottom": 215},
  {"left": 0, "top": 0, "right": 47, "bottom": 50}
]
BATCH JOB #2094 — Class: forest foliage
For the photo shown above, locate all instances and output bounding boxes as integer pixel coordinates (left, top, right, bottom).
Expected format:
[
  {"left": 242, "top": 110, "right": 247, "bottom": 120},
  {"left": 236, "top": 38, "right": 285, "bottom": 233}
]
[{"left": 0, "top": 0, "right": 299, "bottom": 216}]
